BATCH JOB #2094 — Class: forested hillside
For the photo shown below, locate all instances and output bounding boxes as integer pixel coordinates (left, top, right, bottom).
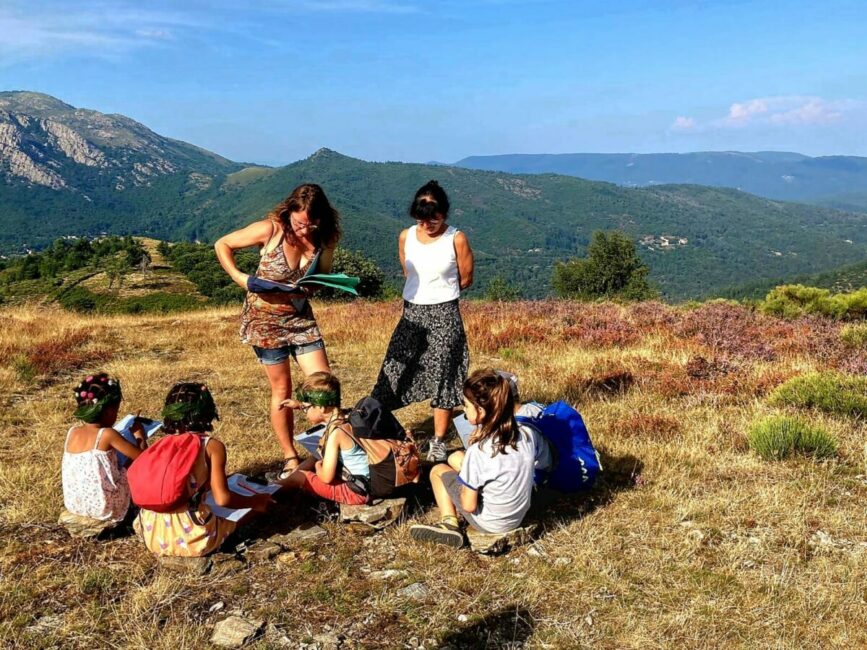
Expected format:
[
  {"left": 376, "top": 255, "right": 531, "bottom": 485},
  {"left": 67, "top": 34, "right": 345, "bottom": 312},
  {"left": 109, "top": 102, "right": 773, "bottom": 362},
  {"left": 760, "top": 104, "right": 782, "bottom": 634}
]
[{"left": 4, "top": 93, "right": 867, "bottom": 299}]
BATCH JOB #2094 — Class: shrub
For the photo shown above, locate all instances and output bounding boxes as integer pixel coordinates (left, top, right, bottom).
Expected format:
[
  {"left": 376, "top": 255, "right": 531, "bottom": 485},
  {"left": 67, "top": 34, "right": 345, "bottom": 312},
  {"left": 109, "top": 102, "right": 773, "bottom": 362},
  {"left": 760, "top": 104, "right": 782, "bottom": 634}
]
[
  {"left": 840, "top": 323, "right": 867, "bottom": 348},
  {"left": 552, "top": 230, "right": 657, "bottom": 301},
  {"left": 769, "top": 372, "right": 867, "bottom": 419},
  {"left": 747, "top": 415, "right": 837, "bottom": 460},
  {"left": 485, "top": 276, "right": 522, "bottom": 302},
  {"left": 114, "top": 293, "right": 205, "bottom": 314},
  {"left": 760, "top": 284, "right": 867, "bottom": 320},
  {"left": 58, "top": 286, "right": 109, "bottom": 312}
]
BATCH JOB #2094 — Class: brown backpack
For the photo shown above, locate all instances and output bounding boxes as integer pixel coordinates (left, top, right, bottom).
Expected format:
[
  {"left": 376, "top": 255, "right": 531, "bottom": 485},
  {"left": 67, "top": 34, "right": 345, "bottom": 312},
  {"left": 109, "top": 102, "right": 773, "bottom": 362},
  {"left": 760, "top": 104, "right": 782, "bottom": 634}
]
[{"left": 345, "top": 396, "right": 421, "bottom": 498}]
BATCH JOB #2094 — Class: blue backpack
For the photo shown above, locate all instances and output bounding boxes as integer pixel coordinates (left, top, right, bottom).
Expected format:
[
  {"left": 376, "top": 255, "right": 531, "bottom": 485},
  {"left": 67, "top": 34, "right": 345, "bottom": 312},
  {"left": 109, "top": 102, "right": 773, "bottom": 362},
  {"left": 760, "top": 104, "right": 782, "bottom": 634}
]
[{"left": 516, "top": 400, "right": 601, "bottom": 492}]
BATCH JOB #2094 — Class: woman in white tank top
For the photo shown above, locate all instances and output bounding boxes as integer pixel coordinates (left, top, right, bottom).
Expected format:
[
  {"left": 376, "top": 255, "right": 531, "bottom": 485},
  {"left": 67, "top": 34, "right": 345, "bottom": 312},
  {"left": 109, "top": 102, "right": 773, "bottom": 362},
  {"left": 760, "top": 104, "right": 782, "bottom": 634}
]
[{"left": 372, "top": 181, "right": 474, "bottom": 462}]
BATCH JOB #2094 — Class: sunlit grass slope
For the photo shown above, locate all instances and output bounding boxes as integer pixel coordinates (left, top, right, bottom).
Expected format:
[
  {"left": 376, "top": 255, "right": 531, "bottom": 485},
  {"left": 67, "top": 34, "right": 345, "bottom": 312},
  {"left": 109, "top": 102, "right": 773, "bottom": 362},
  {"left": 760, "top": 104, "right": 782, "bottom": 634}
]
[{"left": 0, "top": 300, "right": 865, "bottom": 648}]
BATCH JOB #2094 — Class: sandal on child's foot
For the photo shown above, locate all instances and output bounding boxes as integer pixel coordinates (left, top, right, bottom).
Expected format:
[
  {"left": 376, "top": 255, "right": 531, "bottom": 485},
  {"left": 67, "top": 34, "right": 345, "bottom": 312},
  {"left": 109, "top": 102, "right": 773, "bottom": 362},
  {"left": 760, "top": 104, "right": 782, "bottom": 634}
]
[
  {"left": 265, "top": 456, "right": 301, "bottom": 483},
  {"left": 410, "top": 521, "right": 465, "bottom": 548}
]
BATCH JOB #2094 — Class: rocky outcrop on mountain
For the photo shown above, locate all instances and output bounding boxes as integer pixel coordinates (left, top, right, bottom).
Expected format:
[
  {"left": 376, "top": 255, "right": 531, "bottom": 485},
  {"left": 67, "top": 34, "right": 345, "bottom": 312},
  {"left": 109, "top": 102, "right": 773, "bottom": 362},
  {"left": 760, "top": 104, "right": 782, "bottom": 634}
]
[
  {"left": 0, "top": 91, "right": 237, "bottom": 191},
  {"left": 0, "top": 121, "right": 66, "bottom": 189}
]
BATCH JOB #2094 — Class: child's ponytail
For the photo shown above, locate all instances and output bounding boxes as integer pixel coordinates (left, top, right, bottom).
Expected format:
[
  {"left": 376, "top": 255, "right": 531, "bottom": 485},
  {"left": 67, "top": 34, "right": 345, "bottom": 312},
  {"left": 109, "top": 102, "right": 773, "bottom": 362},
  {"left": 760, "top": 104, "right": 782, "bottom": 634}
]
[{"left": 463, "top": 368, "right": 520, "bottom": 456}]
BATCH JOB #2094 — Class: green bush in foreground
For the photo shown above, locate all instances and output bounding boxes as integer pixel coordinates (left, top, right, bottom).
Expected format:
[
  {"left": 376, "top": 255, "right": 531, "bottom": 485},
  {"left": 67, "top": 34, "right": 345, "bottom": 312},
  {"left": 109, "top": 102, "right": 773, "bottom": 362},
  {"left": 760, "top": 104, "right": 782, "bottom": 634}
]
[
  {"left": 748, "top": 415, "right": 837, "bottom": 460},
  {"left": 840, "top": 323, "right": 867, "bottom": 348},
  {"left": 769, "top": 372, "right": 867, "bottom": 419},
  {"left": 760, "top": 284, "right": 867, "bottom": 320}
]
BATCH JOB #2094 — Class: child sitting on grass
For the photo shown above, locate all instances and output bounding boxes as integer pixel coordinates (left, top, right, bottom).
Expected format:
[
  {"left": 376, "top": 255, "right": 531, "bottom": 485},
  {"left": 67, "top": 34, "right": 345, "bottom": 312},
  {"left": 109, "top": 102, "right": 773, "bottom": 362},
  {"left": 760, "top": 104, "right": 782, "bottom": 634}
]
[
  {"left": 133, "top": 383, "right": 272, "bottom": 557},
  {"left": 410, "top": 368, "right": 537, "bottom": 548},
  {"left": 278, "top": 372, "right": 370, "bottom": 505},
  {"left": 62, "top": 373, "right": 146, "bottom": 524}
]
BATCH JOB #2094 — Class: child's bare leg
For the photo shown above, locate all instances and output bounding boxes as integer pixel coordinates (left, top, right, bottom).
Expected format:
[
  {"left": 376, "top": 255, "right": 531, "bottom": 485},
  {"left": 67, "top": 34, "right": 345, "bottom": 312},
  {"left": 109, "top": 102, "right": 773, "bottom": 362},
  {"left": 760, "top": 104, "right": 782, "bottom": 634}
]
[
  {"left": 430, "top": 464, "right": 458, "bottom": 520},
  {"left": 447, "top": 450, "right": 465, "bottom": 472}
]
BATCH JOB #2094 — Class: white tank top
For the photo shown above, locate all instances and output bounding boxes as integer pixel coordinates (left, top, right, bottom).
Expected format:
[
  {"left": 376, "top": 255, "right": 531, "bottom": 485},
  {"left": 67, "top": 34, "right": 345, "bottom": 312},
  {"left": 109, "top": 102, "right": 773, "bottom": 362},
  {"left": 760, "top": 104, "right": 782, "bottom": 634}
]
[{"left": 402, "top": 225, "right": 460, "bottom": 304}]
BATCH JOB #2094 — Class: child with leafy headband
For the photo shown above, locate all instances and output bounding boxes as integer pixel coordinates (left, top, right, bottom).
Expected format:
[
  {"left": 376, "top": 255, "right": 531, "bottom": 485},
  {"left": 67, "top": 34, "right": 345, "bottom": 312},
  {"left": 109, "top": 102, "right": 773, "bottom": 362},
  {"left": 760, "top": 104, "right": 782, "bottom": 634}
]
[
  {"left": 133, "top": 382, "right": 273, "bottom": 557},
  {"left": 61, "top": 372, "right": 146, "bottom": 523},
  {"left": 277, "top": 372, "right": 371, "bottom": 505}
]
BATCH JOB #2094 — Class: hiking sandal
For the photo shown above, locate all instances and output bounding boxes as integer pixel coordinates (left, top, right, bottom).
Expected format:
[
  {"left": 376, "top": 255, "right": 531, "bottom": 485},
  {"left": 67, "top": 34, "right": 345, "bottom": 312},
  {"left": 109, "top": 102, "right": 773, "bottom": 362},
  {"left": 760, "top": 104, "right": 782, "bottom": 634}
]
[{"left": 265, "top": 456, "right": 301, "bottom": 482}]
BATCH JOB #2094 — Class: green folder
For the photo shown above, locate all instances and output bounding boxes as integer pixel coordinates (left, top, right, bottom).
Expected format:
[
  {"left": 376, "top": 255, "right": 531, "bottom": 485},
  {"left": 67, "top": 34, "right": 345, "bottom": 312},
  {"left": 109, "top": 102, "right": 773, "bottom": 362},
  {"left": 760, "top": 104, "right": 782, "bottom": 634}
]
[{"left": 295, "top": 273, "right": 360, "bottom": 295}]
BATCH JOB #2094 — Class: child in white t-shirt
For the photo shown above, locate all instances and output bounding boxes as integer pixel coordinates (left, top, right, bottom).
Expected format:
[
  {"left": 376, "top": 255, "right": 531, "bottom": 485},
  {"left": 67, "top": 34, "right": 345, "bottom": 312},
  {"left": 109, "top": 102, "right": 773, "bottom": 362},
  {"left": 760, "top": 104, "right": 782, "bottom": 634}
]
[{"left": 410, "top": 369, "right": 536, "bottom": 548}]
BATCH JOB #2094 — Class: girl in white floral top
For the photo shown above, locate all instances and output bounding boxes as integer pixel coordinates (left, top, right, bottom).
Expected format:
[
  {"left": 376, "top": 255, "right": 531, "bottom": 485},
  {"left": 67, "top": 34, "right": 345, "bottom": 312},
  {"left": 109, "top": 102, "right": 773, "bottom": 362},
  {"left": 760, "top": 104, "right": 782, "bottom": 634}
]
[{"left": 61, "top": 373, "right": 146, "bottom": 522}]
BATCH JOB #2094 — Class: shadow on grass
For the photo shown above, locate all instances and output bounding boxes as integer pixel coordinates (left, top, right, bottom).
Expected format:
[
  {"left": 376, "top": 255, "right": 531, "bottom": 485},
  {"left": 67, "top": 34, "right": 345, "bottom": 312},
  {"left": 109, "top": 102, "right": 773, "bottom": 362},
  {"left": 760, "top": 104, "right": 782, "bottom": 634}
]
[
  {"left": 528, "top": 449, "right": 644, "bottom": 525},
  {"left": 439, "top": 605, "right": 534, "bottom": 649}
]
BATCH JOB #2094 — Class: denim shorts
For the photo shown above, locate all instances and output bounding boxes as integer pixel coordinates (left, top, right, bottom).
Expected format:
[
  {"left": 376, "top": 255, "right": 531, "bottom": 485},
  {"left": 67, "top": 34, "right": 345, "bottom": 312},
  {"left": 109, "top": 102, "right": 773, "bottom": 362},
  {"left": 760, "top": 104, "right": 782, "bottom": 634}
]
[{"left": 252, "top": 339, "right": 326, "bottom": 365}]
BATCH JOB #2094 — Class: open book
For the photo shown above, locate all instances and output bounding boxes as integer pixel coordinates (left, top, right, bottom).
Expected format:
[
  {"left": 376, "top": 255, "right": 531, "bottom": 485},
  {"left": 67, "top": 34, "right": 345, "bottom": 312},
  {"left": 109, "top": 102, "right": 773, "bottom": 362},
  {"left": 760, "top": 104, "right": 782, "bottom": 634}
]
[
  {"left": 246, "top": 250, "right": 360, "bottom": 296},
  {"left": 203, "top": 474, "right": 281, "bottom": 523},
  {"left": 114, "top": 414, "right": 162, "bottom": 467}
]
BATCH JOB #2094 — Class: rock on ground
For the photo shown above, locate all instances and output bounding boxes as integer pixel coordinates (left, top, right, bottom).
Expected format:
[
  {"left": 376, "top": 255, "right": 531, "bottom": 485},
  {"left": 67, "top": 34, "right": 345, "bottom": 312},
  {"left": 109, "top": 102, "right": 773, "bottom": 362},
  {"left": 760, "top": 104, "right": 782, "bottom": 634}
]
[
  {"left": 157, "top": 554, "right": 212, "bottom": 575},
  {"left": 339, "top": 497, "right": 406, "bottom": 529},
  {"left": 57, "top": 509, "right": 117, "bottom": 539},
  {"left": 211, "top": 615, "right": 263, "bottom": 648},
  {"left": 270, "top": 523, "right": 328, "bottom": 547},
  {"left": 397, "top": 582, "right": 429, "bottom": 601},
  {"left": 467, "top": 523, "right": 540, "bottom": 555}
]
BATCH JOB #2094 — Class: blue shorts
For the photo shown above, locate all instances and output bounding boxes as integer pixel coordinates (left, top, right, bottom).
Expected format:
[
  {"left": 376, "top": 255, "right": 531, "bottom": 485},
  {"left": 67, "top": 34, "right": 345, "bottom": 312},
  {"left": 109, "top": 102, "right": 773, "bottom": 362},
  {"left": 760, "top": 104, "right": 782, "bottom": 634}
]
[{"left": 252, "top": 339, "right": 326, "bottom": 366}]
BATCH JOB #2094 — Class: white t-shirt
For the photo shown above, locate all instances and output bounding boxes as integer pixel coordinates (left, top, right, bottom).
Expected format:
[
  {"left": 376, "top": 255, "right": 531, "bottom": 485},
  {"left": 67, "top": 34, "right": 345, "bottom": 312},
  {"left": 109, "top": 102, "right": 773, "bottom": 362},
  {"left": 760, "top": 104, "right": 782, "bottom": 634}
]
[
  {"left": 402, "top": 225, "right": 460, "bottom": 304},
  {"left": 458, "top": 429, "right": 536, "bottom": 533}
]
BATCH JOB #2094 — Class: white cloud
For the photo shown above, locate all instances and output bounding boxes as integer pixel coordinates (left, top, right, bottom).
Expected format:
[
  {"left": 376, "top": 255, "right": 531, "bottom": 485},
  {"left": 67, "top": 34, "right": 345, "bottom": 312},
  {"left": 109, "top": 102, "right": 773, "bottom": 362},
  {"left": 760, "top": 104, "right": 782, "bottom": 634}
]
[
  {"left": 0, "top": 0, "right": 421, "bottom": 64},
  {"left": 716, "top": 96, "right": 851, "bottom": 128},
  {"left": 672, "top": 96, "right": 863, "bottom": 134},
  {"left": 670, "top": 116, "right": 697, "bottom": 132}
]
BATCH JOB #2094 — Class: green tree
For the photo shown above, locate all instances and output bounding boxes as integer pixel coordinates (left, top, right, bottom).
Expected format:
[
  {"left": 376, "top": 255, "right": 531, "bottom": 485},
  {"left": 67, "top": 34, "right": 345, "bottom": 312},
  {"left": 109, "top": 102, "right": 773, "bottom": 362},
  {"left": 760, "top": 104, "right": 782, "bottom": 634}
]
[
  {"left": 105, "top": 252, "right": 133, "bottom": 290},
  {"left": 552, "top": 230, "right": 656, "bottom": 301},
  {"left": 486, "top": 275, "right": 522, "bottom": 302}
]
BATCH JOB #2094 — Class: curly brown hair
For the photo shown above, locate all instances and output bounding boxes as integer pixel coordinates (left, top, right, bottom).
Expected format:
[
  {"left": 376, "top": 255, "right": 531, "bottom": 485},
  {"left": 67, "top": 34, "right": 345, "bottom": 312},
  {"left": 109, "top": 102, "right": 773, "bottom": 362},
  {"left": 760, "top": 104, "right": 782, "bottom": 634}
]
[{"left": 267, "top": 183, "right": 341, "bottom": 249}]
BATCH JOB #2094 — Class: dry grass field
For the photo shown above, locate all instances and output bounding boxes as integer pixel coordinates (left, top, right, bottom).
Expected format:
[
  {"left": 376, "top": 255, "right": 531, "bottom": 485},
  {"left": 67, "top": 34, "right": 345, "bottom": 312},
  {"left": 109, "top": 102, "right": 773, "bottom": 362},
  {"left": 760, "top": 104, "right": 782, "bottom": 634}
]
[{"left": 0, "top": 299, "right": 865, "bottom": 648}]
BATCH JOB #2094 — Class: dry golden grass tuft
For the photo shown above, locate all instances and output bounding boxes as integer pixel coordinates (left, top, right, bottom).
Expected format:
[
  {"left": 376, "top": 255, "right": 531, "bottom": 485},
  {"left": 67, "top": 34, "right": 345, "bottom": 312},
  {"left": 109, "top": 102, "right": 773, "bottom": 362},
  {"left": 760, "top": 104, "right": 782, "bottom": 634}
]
[{"left": 1, "top": 299, "right": 866, "bottom": 648}]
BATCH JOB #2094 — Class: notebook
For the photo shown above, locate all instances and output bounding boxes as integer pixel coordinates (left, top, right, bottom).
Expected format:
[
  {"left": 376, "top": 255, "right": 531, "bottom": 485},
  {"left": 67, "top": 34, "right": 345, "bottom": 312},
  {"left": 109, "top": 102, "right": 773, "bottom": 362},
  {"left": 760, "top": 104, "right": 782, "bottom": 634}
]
[
  {"left": 203, "top": 474, "right": 281, "bottom": 523},
  {"left": 113, "top": 414, "right": 162, "bottom": 467},
  {"left": 295, "top": 423, "right": 326, "bottom": 460}
]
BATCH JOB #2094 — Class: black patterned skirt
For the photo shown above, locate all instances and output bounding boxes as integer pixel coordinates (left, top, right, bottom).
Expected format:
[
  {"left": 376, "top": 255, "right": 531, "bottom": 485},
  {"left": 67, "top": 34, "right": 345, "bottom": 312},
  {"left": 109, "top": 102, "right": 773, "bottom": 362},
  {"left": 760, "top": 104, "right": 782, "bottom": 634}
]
[{"left": 372, "top": 300, "right": 470, "bottom": 410}]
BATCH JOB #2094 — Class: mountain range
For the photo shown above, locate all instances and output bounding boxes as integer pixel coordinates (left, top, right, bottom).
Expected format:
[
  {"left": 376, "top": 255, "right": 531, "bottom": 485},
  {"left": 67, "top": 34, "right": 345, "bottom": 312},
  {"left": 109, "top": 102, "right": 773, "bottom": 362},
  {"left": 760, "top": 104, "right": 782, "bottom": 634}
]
[
  {"left": 454, "top": 151, "right": 867, "bottom": 208},
  {"left": 1, "top": 91, "right": 866, "bottom": 300}
]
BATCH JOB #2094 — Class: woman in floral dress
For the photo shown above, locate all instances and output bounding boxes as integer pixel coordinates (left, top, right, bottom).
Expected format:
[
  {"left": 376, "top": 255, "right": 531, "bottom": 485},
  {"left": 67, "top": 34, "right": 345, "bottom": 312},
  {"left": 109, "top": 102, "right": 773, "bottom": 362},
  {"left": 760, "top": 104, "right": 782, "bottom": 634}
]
[{"left": 215, "top": 184, "right": 341, "bottom": 479}]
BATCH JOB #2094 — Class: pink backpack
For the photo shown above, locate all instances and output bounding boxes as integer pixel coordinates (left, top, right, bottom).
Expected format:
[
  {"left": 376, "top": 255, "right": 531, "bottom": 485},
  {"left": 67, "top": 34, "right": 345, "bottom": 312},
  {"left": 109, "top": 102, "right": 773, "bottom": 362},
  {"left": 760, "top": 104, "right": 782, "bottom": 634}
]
[{"left": 128, "top": 434, "right": 203, "bottom": 512}]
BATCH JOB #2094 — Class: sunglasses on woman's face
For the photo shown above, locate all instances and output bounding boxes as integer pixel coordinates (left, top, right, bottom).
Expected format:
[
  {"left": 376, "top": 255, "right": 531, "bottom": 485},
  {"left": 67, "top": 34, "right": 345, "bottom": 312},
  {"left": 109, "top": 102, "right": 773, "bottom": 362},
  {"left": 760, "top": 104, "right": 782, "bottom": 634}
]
[
  {"left": 415, "top": 216, "right": 443, "bottom": 225},
  {"left": 291, "top": 215, "right": 318, "bottom": 231}
]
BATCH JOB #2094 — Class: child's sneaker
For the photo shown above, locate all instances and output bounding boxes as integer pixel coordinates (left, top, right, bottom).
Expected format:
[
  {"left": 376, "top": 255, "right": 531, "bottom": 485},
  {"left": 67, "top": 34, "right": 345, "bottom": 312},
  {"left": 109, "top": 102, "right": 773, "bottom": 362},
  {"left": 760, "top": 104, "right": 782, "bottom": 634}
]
[
  {"left": 410, "top": 522, "right": 465, "bottom": 548},
  {"left": 426, "top": 438, "right": 448, "bottom": 462}
]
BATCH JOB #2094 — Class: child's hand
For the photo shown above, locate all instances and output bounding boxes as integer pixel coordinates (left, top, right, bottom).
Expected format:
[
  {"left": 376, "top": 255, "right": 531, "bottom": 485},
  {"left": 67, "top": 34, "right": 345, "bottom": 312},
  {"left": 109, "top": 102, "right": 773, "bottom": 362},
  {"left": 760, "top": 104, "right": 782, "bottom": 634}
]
[{"left": 279, "top": 398, "right": 305, "bottom": 410}]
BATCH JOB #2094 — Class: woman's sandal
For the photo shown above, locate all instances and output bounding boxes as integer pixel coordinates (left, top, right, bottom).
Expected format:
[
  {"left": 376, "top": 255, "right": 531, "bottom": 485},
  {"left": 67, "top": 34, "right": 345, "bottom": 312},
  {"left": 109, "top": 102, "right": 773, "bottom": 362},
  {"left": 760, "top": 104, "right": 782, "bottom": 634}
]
[{"left": 266, "top": 456, "right": 301, "bottom": 482}]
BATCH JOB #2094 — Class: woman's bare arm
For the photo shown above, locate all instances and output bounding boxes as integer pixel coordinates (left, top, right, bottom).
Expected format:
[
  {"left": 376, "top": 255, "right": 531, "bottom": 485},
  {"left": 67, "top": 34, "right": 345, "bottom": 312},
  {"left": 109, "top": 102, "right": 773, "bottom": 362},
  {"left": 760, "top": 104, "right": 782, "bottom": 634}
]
[
  {"left": 398, "top": 229, "right": 409, "bottom": 278},
  {"left": 454, "top": 231, "right": 474, "bottom": 290},
  {"left": 214, "top": 220, "right": 273, "bottom": 289}
]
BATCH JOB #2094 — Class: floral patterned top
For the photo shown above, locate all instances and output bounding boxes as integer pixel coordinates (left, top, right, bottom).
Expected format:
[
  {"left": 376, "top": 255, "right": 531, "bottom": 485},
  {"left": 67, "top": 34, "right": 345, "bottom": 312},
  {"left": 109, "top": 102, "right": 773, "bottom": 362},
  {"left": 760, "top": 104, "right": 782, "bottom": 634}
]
[
  {"left": 239, "top": 225, "right": 322, "bottom": 349},
  {"left": 62, "top": 427, "right": 130, "bottom": 523}
]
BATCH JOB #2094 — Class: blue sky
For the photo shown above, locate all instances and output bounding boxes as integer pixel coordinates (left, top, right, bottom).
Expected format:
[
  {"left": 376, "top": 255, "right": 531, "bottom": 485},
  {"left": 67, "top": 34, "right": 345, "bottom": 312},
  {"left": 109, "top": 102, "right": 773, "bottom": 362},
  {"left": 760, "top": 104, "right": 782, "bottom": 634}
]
[{"left": 2, "top": 0, "right": 866, "bottom": 165}]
